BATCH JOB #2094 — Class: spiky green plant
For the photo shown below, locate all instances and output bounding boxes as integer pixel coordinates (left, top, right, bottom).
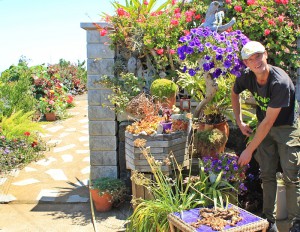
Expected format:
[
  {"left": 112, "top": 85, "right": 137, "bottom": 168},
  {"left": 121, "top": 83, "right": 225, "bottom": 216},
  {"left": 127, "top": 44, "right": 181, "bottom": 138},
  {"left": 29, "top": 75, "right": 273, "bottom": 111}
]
[{"left": 0, "top": 110, "right": 44, "bottom": 142}]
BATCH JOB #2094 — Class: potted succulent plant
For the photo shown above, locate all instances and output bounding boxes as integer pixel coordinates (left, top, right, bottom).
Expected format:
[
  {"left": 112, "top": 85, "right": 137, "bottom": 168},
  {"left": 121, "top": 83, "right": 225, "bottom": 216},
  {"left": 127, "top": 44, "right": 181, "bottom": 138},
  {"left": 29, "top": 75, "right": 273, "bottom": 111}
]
[
  {"left": 90, "top": 177, "right": 127, "bottom": 212},
  {"left": 150, "top": 78, "right": 178, "bottom": 109}
]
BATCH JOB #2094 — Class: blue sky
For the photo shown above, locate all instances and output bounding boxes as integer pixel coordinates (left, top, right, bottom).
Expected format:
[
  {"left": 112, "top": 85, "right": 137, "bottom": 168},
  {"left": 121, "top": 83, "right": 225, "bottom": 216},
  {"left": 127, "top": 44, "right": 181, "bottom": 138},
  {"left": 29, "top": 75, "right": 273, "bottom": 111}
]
[{"left": 0, "top": 0, "right": 165, "bottom": 72}]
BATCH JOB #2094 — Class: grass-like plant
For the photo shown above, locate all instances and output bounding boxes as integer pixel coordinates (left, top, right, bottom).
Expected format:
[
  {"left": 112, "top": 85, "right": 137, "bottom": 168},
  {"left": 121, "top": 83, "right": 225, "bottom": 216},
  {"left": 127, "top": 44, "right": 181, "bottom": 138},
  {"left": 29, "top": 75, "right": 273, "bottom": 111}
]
[{"left": 127, "top": 137, "right": 239, "bottom": 231}]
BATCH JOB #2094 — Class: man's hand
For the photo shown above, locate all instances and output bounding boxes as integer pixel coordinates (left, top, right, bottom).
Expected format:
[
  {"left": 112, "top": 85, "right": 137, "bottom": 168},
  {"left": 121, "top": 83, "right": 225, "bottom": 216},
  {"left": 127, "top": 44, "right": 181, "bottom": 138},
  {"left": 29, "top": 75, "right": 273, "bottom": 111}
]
[
  {"left": 238, "top": 122, "right": 253, "bottom": 137},
  {"left": 238, "top": 149, "right": 253, "bottom": 166}
]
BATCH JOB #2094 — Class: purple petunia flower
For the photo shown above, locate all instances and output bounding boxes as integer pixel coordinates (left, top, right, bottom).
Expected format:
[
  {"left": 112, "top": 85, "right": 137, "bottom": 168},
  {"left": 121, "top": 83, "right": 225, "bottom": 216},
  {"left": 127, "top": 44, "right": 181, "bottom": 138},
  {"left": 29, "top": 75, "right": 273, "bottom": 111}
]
[
  {"left": 224, "top": 60, "right": 232, "bottom": 68},
  {"left": 188, "top": 69, "right": 196, "bottom": 76}
]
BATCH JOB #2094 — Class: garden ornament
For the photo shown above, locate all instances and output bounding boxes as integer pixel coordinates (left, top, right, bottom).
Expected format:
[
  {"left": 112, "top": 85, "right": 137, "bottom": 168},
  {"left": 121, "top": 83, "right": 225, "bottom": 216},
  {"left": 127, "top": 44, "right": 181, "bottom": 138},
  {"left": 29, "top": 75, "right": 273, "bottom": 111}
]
[{"left": 200, "top": 1, "right": 236, "bottom": 32}]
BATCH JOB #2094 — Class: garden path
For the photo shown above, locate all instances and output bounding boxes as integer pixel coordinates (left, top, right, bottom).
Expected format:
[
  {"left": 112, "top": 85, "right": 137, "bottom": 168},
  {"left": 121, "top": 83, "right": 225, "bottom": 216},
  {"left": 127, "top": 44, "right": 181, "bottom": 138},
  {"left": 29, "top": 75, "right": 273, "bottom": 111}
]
[{"left": 0, "top": 94, "right": 131, "bottom": 232}]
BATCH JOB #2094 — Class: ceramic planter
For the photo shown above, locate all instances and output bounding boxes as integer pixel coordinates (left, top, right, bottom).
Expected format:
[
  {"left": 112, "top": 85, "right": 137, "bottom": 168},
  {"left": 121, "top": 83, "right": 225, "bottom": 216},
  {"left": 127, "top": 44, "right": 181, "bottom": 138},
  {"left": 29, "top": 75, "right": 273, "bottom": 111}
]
[
  {"left": 160, "top": 121, "right": 172, "bottom": 133},
  {"left": 90, "top": 188, "right": 113, "bottom": 212}
]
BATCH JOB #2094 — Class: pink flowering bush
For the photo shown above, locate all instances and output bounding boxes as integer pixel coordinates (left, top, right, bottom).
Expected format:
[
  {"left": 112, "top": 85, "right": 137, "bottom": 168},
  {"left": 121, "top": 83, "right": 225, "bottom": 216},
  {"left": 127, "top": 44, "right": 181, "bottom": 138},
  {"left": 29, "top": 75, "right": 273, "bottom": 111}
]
[
  {"left": 225, "top": 0, "right": 299, "bottom": 79},
  {"left": 99, "top": 0, "right": 210, "bottom": 78},
  {"left": 97, "top": 0, "right": 298, "bottom": 80}
]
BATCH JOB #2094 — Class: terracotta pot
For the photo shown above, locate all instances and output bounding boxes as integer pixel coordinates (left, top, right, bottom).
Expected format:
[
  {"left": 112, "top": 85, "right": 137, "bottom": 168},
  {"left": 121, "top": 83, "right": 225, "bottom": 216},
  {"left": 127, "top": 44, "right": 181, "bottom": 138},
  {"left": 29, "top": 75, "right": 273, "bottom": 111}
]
[
  {"left": 45, "top": 112, "right": 56, "bottom": 121},
  {"left": 90, "top": 189, "right": 113, "bottom": 212},
  {"left": 160, "top": 94, "right": 176, "bottom": 109},
  {"left": 197, "top": 121, "right": 229, "bottom": 137},
  {"left": 194, "top": 121, "right": 229, "bottom": 158}
]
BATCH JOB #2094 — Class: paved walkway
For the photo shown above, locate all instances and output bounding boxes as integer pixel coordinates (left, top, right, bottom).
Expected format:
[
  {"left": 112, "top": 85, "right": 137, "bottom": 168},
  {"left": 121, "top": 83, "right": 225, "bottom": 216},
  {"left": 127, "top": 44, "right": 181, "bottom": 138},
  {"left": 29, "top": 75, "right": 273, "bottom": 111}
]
[{"left": 0, "top": 94, "right": 131, "bottom": 232}]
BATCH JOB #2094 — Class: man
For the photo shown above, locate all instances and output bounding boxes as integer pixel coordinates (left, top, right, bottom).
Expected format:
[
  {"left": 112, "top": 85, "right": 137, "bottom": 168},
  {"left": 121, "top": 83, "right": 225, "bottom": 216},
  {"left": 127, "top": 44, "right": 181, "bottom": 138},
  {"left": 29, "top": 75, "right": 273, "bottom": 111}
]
[{"left": 231, "top": 41, "right": 300, "bottom": 232}]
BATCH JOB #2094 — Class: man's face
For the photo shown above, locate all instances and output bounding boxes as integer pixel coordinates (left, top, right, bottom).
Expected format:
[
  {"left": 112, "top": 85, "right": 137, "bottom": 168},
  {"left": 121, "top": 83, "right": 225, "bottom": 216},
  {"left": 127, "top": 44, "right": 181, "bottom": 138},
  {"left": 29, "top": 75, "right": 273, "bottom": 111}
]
[{"left": 243, "top": 51, "right": 268, "bottom": 74}]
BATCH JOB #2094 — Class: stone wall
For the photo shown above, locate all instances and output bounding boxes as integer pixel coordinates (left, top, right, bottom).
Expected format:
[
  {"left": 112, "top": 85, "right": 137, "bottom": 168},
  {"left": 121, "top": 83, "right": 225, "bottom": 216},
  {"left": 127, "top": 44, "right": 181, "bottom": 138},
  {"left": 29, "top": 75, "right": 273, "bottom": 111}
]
[{"left": 80, "top": 22, "right": 118, "bottom": 180}]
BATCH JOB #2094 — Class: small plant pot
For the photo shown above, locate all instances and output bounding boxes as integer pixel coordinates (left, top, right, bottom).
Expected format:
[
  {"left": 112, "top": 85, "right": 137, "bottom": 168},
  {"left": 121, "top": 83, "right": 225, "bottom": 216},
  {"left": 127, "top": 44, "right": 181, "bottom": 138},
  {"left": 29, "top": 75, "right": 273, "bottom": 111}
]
[
  {"left": 161, "top": 121, "right": 172, "bottom": 133},
  {"left": 90, "top": 189, "right": 113, "bottom": 212},
  {"left": 45, "top": 112, "right": 56, "bottom": 121}
]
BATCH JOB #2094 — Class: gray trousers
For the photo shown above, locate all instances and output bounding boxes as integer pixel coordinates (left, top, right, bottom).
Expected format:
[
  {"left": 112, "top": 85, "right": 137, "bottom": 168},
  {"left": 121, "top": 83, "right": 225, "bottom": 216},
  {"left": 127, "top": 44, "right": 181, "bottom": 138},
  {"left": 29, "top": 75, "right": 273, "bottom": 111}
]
[{"left": 254, "top": 121, "right": 300, "bottom": 226}]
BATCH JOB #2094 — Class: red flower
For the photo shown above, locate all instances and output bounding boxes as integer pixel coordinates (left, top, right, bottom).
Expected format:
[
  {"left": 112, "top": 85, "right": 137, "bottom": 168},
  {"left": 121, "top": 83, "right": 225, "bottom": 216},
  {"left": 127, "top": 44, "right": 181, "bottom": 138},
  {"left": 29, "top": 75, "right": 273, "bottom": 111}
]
[
  {"left": 31, "top": 141, "right": 38, "bottom": 147},
  {"left": 143, "top": 0, "right": 148, "bottom": 5},
  {"left": 234, "top": 5, "right": 242, "bottom": 12},
  {"left": 117, "top": 8, "right": 126, "bottom": 16},
  {"left": 24, "top": 131, "right": 30, "bottom": 136},
  {"left": 186, "top": 17, "right": 192, "bottom": 22},
  {"left": 268, "top": 19, "right": 276, "bottom": 26},
  {"left": 171, "top": 19, "right": 179, "bottom": 26},
  {"left": 226, "top": 27, "right": 233, "bottom": 32},
  {"left": 264, "top": 29, "right": 271, "bottom": 36},
  {"left": 278, "top": 15, "right": 284, "bottom": 22},
  {"left": 156, "top": 48, "right": 164, "bottom": 55},
  {"left": 194, "top": 14, "right": 201, "bottom": 20},
  {"left": 225, "top": 0, "right": 231, "bottom": 3},
  {"left": 67, "top": 95, "right": 74, "bottom": 104},
  {"left": 100, "top": 29, "right": 107, "bottom": 36},
  {"left": 247, "top": 0, "right": 256, "bottom": 5},
  {"left": 171, "top": 0, "right": 176, "bottom": 5},
  {"left": 174, "top": 8, "right": 180, "bottom": 14},
  {"left": 183, "top": 30, "right": 190, "bottom": 35},
  {"left": 281, "top": 0, "right": 288, "bottom": 4}
]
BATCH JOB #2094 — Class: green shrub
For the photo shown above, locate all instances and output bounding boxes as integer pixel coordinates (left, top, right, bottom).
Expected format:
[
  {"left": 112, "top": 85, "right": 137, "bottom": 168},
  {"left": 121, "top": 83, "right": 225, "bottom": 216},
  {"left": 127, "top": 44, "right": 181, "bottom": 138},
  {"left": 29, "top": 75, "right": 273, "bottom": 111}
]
[{"left": 150, "top": 78, "right": 178, "bottom": 101}]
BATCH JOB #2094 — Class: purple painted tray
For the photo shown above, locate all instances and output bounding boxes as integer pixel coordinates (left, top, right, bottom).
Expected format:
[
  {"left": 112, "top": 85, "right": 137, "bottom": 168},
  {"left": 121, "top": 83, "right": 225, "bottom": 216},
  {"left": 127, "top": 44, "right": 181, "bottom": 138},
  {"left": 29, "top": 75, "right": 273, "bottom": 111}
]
[{"left": 168, "top": 205, "right": 269, "bottom": 232}]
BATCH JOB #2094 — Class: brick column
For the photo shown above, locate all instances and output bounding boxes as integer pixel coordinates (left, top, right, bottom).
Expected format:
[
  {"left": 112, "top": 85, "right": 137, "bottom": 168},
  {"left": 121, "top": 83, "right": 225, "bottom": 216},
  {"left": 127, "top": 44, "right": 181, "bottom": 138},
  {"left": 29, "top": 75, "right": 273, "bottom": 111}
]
[{"left": 80, "top": 22, "right": 118, "bottom": 179}]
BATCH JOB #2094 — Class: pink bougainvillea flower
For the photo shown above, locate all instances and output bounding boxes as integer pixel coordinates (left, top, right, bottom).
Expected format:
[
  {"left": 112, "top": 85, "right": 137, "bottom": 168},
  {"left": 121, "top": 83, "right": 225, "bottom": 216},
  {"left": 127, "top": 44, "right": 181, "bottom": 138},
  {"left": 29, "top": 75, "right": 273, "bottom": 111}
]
[
  {"left": 156, "top": 48, "right": 164, "bottom": 55},
  {"left": 225, "top": 0, "right": 231, "bottom": 3},
  {"left": 169, "top": 49, "right": 176, "bottom": 55},
  {"left": 171, "top": 19, "right": 179, "bottom": 26},
  {"left": 278, "top": 15, "right": 284, "bottom": 22},
  {"left": 24, "top": 132, "right": 30, "bottom": 136},
  {"left": 143, "top": 0, "right": 148, "bottom": 5},
  {"left": 194, "top": 14, "right": 201, "bottom": 20},
  {"left": 264, "top": 29, "right": 271, "bottom": 36},
  {"left": 100, "top": 29, "right": 107, "bottom": 36},
  {"left": 247, "top": 0, "right": 256, "bottom": 5},
  {"left": 183, "top": 30, "right": 190, "bottom": 35},
  {"left": 185, "top": 10, "right": 194, "bottom": 17},
  {"left": 261, "top": 6, "right": 267, "bottom": 11},
  {"left": 117, "top": 8, "right": 126, "bottom": 16},
  {"left": 268, "top": 19, "right": 276, "bottom": 26},
  {"left": 174, "top": 8, "right": 180, "bottom": 14},
  {"left": 175, "top": 13, "right": 181, "bottom": 19},
  {"left": 234, "top": 5, "right": 242, "bottom": 12},
  {"left": 287, "top": 21, "right": 293, "bottom": 26},
  {"left": 172, "top": 0, "right": 176, "bottom": 5}
]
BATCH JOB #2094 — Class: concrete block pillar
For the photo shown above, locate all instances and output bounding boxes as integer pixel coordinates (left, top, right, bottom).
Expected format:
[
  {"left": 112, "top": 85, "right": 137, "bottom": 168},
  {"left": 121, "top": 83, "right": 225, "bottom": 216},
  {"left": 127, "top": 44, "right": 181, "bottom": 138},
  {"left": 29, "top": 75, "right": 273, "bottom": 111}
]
[{"left": 80, "top": 22, "right": 118, "bottom": 180}]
